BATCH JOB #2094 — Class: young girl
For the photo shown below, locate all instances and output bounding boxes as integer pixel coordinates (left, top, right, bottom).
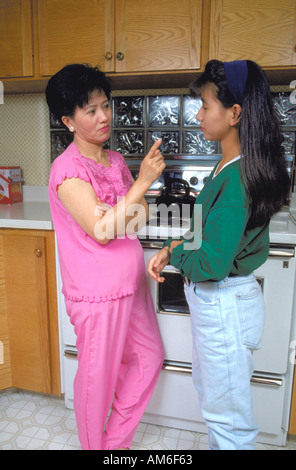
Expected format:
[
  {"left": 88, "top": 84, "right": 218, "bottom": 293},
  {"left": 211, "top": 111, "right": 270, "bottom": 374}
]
[{"left": 148, "top": 60, "right": 290, "bottom": 450}]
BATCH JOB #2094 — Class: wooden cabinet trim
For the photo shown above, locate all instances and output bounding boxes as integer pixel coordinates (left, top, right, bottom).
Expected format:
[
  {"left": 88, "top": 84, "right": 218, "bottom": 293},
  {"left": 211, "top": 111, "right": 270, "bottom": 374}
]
[
  {"left": 20, "top": 0, "right": 34, "bottom": 76},
  {"left": 293, "top": 1, "right": 296, "bottom": 66}
]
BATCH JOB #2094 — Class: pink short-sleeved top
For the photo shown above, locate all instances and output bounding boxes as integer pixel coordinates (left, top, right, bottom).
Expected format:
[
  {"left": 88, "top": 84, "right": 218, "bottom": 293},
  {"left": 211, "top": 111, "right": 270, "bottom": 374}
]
[{"left": 49, "top": 142, "right": 146, "bottom": 302}]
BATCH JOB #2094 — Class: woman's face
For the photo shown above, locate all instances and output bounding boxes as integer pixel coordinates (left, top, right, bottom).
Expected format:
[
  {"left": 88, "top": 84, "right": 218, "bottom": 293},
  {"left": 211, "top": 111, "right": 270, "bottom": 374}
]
[
  {"left": 196, "top": 84, "right": 234, "bottom": 142},
  {"left": 65, "top": 89, "right": 112, "bottom": 145}
]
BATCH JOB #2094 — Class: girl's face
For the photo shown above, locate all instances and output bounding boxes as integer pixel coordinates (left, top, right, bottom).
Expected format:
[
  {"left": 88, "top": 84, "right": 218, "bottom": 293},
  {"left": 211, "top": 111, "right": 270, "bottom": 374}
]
[
  {"left": 196, "top": 84, "right": 235, "bottom": 142},
  {"left": 63, "top": 89, "right": 112, "bottom": 145}
]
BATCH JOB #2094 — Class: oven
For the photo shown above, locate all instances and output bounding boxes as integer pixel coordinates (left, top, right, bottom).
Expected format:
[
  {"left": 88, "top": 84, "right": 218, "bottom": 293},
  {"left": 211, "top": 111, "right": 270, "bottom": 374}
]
[{"left": 144, "top": 242, "right": 296, "bottom": 375}]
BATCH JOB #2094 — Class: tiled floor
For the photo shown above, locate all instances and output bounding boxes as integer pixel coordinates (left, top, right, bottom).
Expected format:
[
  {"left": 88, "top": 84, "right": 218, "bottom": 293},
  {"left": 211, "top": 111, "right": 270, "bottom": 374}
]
[{"left": 1, "top": 388, "right": 296, "bottom": 450}]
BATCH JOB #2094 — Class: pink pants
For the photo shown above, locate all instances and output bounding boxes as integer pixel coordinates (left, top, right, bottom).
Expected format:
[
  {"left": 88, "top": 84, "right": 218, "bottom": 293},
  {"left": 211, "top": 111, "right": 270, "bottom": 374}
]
[{"left": 65, "top": 282, "right": 164, "bottom": 450}]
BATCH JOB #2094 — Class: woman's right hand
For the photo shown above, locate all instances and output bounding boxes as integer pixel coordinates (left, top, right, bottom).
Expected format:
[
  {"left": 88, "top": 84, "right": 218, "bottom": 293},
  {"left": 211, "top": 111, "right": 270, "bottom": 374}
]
[{"left": 138, "top": 139, "right": 165, "bottom": 187}]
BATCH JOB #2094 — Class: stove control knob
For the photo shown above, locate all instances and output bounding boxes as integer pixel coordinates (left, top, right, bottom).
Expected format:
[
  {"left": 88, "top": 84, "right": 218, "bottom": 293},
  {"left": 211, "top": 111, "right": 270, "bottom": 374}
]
[{"left": 190, "top": 176, "right": 198, "bottom": 185}]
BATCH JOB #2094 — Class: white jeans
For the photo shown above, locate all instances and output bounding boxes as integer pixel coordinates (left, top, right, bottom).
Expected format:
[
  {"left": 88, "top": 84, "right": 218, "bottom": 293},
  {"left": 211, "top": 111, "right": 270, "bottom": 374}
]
[{"left": 185, "top": 273, "right": 266, "bottom": 450}]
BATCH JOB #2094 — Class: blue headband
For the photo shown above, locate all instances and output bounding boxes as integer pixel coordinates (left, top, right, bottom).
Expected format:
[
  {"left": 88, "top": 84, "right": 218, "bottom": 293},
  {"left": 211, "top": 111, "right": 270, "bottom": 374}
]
[{"left": 224, "top": 60, "right": 248, "bottom": 106}]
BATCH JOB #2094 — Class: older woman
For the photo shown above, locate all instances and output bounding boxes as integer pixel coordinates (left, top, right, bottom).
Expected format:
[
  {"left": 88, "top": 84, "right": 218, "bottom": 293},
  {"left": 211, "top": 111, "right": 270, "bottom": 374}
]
[{"left": 46, "top": 63, "right": 165, "bottom": 450}]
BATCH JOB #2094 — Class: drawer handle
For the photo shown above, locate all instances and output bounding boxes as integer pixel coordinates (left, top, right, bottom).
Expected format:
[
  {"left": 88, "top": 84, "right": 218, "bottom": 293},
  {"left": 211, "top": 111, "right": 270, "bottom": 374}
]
[
  {"left": 34, "top": 249, "right": 42, "bottom": 258},
  {"left": 251, "top": 375, "right": 283, "bottom": 387},
  {"left": 62, "top": 352, "right": 284, "bottom": 388},
  {"left": 162, "top": 361, "right": 192, "bottom": 375},
  {"left": 64, "top": 349, "right": 78, "bottom": 358},
  {"left": 162, "top": 361, "right": 283, "bottom": 388},
  {"left": 141, "top": 241, "right": 164, "bottom": 249},
  {"left": 269, "top": 248, "right": 294, "bottom": 258}
]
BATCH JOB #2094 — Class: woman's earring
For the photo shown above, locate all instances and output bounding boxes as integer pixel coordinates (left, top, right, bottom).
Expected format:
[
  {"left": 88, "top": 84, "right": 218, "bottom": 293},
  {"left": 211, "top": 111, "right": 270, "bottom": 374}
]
[{"left": 69, "top": 126, "right": 74, "bottom": 132}]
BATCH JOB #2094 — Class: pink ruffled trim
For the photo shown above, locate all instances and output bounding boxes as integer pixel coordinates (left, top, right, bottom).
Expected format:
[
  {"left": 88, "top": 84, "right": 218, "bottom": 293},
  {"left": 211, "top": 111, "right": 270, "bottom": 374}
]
[
  {"left": 62, "top": 288, "right": 135, "bottom": 303},
  {"left": 55, "top": 173, "right": 91, "bottom": 192}
]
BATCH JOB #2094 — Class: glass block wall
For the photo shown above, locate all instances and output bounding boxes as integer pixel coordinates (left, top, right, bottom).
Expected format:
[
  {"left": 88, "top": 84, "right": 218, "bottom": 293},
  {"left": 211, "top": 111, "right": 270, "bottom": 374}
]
[
  {"left": 50, "top": 89, "right": 296, "bottom": 166},
  {"left": 112, "top": 94, "right": 218, "bottom": 158}
]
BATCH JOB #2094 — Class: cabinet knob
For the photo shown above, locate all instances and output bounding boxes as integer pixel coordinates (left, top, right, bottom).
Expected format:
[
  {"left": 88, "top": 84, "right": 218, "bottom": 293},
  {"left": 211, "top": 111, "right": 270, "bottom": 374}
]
[
  {"left": 34, "top": 249, "right": 42, "bottom": 258},
  {"left": 105, "top": 52, "right": 113, "bottom": 61},
  {"left": 116, "top": 52, "right": 124, "bottom": 61}
]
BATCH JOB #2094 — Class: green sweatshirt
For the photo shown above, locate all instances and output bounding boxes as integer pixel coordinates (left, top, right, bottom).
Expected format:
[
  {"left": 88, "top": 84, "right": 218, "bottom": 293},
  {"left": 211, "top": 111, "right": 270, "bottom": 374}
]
[{"left": 164, "top": 159, "right": 270, "bottom": 282}]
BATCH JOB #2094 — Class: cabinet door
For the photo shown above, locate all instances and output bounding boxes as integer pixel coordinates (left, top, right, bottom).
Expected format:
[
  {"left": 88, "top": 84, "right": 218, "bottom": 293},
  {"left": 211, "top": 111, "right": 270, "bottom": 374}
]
[
  {"left": 2, "top": 233, "right": 52, "bottom": 393},
  {"left": 37, "top": 0, "right": 114, "bottom": 76},
  {"left": 0, "top": 0, "right": 33, "bottom": 78},
  {"left": 209, "top": 0, "right": 296, "bottom": 67},
  {"left": 115, "top": 0, "right": 202, "bottom": 73}
]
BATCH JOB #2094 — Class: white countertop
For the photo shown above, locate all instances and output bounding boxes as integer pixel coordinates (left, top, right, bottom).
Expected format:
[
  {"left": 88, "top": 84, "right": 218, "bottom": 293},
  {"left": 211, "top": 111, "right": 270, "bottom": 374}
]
[
  {"left": 269, "top": 212, "right": 296, "bottom": 245},
  {"left": 0, "top": 186, "right": 53, "bottom": 230},
  {"left": 1, "top": 186, "right": 296, "bottom": 244},
  {"left": 0, "top": 201, "right": 53, "bottom": 230}
]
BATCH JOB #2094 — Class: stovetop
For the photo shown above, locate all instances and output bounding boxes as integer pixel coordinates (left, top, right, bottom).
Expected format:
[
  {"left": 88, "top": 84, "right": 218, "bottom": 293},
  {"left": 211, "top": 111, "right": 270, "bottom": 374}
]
[
  {"left": 137, "top": 215, "right": 191, "bottom": 241},
  {"left": 128, "top": 162, "right": 217, "bottom": 199},
  {"left": 130, "top": 162, "right": 296, "bottom": 245},
  {"left": 137, "top": 206, "right": 296, "bottom": 245}
]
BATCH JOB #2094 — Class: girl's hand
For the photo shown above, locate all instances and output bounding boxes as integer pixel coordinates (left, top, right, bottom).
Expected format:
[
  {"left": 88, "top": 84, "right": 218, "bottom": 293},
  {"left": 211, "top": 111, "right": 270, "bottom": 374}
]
[
  {"left": 147, "top": 247, "right": 170, "bottom": 283},
  {"left": 138, "top": 139, "right": 166, "bottom": 187}
]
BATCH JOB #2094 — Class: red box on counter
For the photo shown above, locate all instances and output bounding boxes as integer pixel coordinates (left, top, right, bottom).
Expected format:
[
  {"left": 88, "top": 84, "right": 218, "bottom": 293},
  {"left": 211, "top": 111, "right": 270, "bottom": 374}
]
[{"left": 0, "top": 166, "right": 23, "bottom": 204}]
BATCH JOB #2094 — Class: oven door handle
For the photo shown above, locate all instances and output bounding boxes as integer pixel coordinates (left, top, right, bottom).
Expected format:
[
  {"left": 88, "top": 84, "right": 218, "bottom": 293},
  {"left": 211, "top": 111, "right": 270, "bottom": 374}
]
[
  {"left": 269, "top": 247, "right": 295, "bottom": 258},
  {"left": 162, "top": 361, "right": 283, "bottom": 387},
  {"left": 65, "top": 351, "right": 284, "bottom": 388},
  {"left": 140, "top": 241, "right": 164, "bottom": 249},
  {"left": 250, "top": 375, "right": 283, "bottom": 387},
  {"left": 162, "top": 361, "right": 192, "bottom": 375},
  {"left": 64, "top": 349, "right": 78, "bottom": 358},
  {"left": 161, "top": 266, "right": 180, "bottom": 274}
]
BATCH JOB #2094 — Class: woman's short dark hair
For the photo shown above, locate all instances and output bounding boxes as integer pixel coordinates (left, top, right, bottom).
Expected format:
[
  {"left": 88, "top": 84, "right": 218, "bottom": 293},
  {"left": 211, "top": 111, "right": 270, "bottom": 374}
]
[
  {"left": 190, "top": 60, "right": 290, "bottom": 229},
  {"left": 45, "top": 63, "right": 111, "bottom": 124}
]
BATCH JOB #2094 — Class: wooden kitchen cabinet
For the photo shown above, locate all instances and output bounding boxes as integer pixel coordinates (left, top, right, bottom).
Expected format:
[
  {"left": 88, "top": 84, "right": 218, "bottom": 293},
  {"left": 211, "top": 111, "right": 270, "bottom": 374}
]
[
  {"left": 2, "top": 0, "right": 296, "bottom": 91},
  {"left": 37, "top": 0, "right": 114, "bottom": 76},
  {"left": 0, "top": 229, "right": 61, "bottom": 395},
  {"left": 209, "top": 0, "right": 296, "bottom": 67},
  {"left": 114, "top": 0, "right": 202, "bottom": 73},
  {"left": 0, "top": 0, "right": 34, "bottom": 78},
  {"left": 36, "top": 0, "right": 202, "bottom": 77}
]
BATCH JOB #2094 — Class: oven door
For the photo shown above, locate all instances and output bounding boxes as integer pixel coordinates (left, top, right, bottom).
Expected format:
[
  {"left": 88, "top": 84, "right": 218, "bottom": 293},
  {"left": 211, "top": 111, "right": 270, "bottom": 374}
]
[
  {"left": 253, "top": 245, "right": 296, "bottom": 375},
  {"left": 156, "top": 264, "right": 193, "bottom": 364}
]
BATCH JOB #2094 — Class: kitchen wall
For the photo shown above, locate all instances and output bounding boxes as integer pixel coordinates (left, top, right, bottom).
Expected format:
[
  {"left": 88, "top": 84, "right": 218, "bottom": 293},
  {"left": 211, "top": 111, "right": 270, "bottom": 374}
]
[
  {"left": 0, "top": 85, "right": 294, "bottom": 186},
  {"left": 0, "top": 94, "right": 50, "bottom": 186}
]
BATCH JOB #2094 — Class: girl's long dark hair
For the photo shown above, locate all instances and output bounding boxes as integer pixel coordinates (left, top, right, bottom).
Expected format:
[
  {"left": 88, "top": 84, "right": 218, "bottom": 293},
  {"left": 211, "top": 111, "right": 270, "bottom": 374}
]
[{"left": 190, "top": 60, "right": 290, "bottom": 229}]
